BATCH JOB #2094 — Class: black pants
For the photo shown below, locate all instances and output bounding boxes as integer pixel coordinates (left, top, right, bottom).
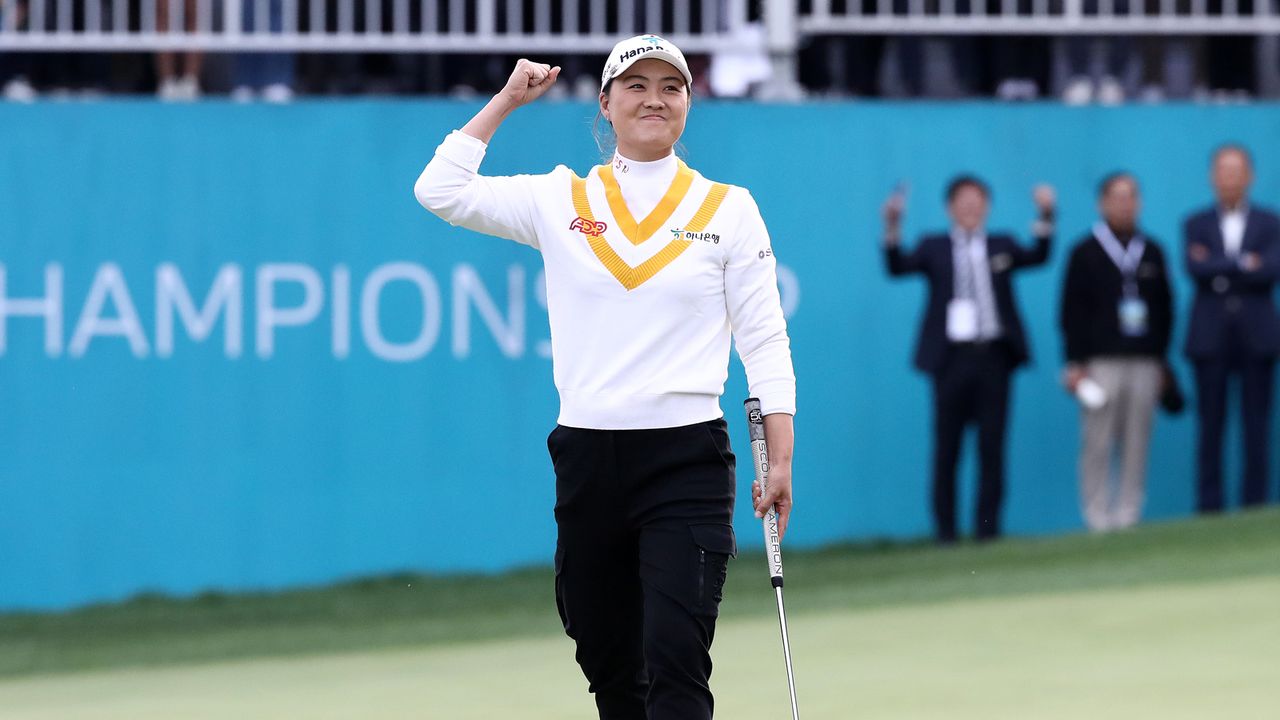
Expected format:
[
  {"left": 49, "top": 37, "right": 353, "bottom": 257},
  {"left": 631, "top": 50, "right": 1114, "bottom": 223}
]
[
  {"left": 548, "top": 419, "right": 737, "bottom": 720},
  {"left": 931, "top": 343, "right": 1012, "bottom": 542},
  {"left": 1194, "top": 355, "right": 1276, "bottom": 511}
]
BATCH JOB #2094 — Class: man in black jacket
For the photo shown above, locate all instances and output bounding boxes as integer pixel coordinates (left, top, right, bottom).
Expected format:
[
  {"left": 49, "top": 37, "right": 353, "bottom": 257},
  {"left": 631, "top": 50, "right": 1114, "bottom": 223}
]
[
  {"left": 1184, "top": 145, "right": 1280, "bottom": 512},
  {"left": 1060, "top": 172, "right": 1174, "bottom": 532},
  {"left": 883, "top": 176, "right": 1056, "bottom": 543}
]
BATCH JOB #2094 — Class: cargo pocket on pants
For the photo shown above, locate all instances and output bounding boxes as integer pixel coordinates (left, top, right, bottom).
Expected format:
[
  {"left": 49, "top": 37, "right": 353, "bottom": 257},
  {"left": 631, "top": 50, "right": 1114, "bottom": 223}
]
[
  {"left": 553, "top": 542, "right": 570, "bottom": 632},
  {"left": 689, "top": 523, "right": 736, "bottom": 617}
]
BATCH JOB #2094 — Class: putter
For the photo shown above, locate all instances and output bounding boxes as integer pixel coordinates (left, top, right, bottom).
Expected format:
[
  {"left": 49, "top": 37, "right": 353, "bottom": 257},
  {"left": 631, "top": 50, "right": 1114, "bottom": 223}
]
[{"left": 744, "top": 398, "right": 800, "bottom": 720}]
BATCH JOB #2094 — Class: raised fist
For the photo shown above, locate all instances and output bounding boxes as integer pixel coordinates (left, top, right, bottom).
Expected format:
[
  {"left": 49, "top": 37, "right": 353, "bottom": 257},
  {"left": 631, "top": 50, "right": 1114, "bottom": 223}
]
[{"left": 500, "top": 59, "right": 562, "bottom": 108}]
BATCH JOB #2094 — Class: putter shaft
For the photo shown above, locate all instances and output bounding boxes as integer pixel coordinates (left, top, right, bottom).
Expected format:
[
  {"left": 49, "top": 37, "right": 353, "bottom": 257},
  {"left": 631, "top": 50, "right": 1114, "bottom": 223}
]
[{"left": 775, "top": 585, "right": 800, "bottom": 720}]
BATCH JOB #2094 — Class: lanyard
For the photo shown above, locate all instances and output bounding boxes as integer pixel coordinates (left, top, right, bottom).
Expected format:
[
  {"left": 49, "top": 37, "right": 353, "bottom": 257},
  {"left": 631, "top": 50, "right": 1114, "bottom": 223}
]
[{"left": 1093, "top": 221, "right": 1145, "bottom": 295}]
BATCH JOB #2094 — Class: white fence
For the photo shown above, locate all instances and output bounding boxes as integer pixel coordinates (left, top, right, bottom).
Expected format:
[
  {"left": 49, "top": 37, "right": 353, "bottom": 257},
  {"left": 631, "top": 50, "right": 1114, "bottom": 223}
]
[
  {"left": 3, "top": 0, "right": 1280, "bottom": 52},
  {"left": 0, "top": 0, "right": 752, "bottom": 51}
]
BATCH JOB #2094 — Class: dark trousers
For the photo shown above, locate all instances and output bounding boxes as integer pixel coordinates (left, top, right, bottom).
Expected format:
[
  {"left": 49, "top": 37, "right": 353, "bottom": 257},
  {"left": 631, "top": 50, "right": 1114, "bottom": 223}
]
[
  {"left": 1194, "top": 356, "right": 1276, "bottom": 511},
  {"left": 931, "top": 342, "right": 1012, "bottom": 542},
  {"left": 548, "top": 419, "right": 737, "bottom": 720}
]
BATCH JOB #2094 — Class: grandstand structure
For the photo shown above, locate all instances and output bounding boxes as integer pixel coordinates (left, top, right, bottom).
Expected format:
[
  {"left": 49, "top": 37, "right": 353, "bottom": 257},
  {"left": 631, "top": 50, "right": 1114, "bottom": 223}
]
[{"left": 2, "top": 0, "right": 1277, "bottom": 93}]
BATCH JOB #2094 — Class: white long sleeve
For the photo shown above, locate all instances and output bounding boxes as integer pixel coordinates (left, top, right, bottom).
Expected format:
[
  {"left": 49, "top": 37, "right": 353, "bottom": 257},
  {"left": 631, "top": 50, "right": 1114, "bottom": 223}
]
[
  {"left": 413, "top": 130, "right": 552, "bottom": 249},
  {"left": 726, "top": 192, "right": 796, "bottom": 416},
  {"left": 413, "top": 132, "right": 796, "bottom": 428}
]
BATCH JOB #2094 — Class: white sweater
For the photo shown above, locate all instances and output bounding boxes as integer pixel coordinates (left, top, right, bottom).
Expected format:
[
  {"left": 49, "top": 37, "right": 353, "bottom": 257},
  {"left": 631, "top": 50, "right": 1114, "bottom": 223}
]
[{"left": 414, "top": 130, "right": 795, "bottom": 430}]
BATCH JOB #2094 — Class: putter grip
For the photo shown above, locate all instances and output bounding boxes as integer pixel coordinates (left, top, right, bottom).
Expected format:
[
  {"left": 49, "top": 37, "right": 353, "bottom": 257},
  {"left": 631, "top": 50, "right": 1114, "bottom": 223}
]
[{"left": 744, "top": 398, "right": 784, "bottom": 587}]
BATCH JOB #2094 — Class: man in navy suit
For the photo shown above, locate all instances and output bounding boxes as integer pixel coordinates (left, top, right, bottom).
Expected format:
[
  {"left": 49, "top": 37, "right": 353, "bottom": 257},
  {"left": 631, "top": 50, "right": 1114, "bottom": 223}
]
[
  {"left": 1184, "top": 145, "right": 1280, "bottom": 512},
  {"left": 883, "top": 176, "right": 1056, "bottom": 542}
]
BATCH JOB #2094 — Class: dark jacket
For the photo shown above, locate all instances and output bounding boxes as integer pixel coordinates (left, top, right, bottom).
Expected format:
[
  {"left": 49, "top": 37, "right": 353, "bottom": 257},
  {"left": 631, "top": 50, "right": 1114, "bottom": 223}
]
[
  {"left": 1182, "top": 205, "right": 1280, "bottom": 359},
  {"left": 1060, "top": 231, "right": 1174, "bottom": 363},
  {"left": 885, "top": 230, "right": 1052, "bottom": 375}
]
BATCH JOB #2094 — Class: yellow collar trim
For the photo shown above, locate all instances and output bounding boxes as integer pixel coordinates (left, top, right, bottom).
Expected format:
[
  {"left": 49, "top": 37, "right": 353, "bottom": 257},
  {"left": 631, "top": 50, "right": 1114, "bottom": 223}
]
[
  {"left": 572, "top": 171, "right": 730, "bottom": 291},
  {"left": 599, "top": 159, "right": 695, "bottom": 246}
]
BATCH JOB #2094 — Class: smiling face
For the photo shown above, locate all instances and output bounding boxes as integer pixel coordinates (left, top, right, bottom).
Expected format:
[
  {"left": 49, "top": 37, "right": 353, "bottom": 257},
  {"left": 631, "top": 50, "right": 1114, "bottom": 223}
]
[{"left": 599, "top": 57, "right": 690, "bottom": 161}]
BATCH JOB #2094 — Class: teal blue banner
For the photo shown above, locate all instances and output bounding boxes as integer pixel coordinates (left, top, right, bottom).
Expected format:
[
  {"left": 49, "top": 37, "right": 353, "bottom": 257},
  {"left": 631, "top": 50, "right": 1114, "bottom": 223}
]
[{"left": 2, "top": 101, "right": 1277, "bottom": 610}]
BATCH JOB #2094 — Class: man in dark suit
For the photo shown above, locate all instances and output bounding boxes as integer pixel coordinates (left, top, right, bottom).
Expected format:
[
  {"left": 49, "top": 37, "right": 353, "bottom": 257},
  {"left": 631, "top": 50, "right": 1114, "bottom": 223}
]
[
  {"left": 883, "top": 176, "right": 1056, "bottom": 542},
  {"left": 1184, "top": 145, "right": 1280, "bottom": 512}
]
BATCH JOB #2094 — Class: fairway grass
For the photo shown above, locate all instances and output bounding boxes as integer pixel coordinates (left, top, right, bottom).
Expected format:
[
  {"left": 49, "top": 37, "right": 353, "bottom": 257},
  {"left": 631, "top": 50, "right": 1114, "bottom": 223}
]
[
  {"left": 1, "top": 576, "right": 1275, "bottom": 719},
  {"left": 0, "top": 509, "right": 1277, "bottom": 717}
]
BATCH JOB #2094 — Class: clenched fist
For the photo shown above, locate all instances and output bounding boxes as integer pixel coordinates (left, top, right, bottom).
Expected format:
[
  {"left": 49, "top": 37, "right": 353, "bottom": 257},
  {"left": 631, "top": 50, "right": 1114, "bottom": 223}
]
[{"left": 500, "top": 59, "right": 562, "bottom": 109}]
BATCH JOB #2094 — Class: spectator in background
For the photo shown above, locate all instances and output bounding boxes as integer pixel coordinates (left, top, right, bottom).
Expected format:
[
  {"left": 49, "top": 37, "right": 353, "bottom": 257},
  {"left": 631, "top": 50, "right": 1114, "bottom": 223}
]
[
  {"left": 883, "top": 177, "right": 1056, "bottom": 543},
  {"left": 0, "top": 1, "right": 35, "bottom": 101},
  {"left": 1206, "top": 0, "right": 1256, "bottom": 98},
  {"left": 1184, "top": 145, "right": 1280, "bottom": 512},
  {"left": 1060, "top": 173, "right": 1174, "bottom": 532},
  {"left": 156, "top": 0, "right": 203, "bottom": 100},
  {"left": 1062, "top": 33, "right": 1131, "bottom": 105},
  {"left": 231, "top": 0, "right": 295, "bottom": 102}
]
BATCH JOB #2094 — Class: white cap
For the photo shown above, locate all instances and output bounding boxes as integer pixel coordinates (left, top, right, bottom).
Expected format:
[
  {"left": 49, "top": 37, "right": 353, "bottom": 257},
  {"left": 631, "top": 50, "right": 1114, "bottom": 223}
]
[{"left": 600, "top": 34, "right": 693, "bottom": 93}]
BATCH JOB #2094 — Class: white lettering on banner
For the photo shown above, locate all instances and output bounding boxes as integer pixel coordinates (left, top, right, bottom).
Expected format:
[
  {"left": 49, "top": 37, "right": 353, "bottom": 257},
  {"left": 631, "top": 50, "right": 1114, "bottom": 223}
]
[
  {"left": 156, "top": 263, "right": 243, "bottom": 358},
  {"left": 360, "top": 262, "right": 441, "bottom": 362},
  {"left": 0, "top": 262, "right": 800, "bottom": 360},
  {"left": 69, "top": 263, "right": 150, "bottom": 358},
  {"left": 256, "top": 263, "right": 323, "bottom": 359},
  {"left": 331, "top": 265, "right": 351, "bottom": 359},
  {"left": 452, "top": 264, "right": 524, "bottom": 359},
  {"left": 0, "top": 263, "right": 63, "bottom": 356},
  {"left": 533, "top": 270, "right": 552, "bottom": 360}
]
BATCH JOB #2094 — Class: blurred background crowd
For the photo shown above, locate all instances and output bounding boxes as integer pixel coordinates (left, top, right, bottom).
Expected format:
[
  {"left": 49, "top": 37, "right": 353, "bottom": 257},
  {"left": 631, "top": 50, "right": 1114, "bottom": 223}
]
[{"left": 2, "top": 0, "right": 1279, "bottom": 102}]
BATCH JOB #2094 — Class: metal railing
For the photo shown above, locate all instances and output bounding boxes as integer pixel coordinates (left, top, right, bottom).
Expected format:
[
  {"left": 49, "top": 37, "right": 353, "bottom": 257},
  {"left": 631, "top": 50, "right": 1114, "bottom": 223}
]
[
  {"left": 800, "top": 0, "right": 1280, "bottom": 34},
  {"left": 0, "top": 0, "right": 754, "bottom": 51},
  {"left": 4, "top": 0, "right": 1280, "bottom": 52},
  {"left": 2, "top": 0, "right": 1277, "bottom": 96}
]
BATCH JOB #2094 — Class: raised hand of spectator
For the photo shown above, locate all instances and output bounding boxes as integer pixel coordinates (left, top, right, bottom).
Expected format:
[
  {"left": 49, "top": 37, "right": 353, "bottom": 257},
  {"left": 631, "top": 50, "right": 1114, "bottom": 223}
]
[
  {"left": 1033, "top": 183, "right": 1057, "bottom": 217},
  {"left": 882, "top": 191, "right": 904, "bottom": 245}
]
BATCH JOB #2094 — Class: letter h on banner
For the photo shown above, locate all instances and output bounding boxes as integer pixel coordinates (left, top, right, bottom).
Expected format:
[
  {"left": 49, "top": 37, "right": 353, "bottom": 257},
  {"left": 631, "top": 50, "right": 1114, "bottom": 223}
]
[{"left": 0, "top": 263, "right": 63, "bottom": 357}]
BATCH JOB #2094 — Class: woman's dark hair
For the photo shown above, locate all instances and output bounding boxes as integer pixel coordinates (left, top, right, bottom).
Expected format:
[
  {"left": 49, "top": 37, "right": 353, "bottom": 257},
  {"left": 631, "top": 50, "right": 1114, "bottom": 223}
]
[{"left": 945, "top": 174, "right": 990, "bottom": 203}]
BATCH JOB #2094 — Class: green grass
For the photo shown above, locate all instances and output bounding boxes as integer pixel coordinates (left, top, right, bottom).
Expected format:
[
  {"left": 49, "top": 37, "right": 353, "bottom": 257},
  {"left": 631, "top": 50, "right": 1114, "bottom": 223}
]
[{"left": 2, "top": 508, "right": 1276, "bottom": 681}]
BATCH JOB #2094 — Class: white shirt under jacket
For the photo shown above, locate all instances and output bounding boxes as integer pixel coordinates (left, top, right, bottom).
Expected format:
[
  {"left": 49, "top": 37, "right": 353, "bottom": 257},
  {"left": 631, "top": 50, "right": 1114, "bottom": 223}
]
[{"left": 414, "top": 130, "right": 795, "bottom": 430}]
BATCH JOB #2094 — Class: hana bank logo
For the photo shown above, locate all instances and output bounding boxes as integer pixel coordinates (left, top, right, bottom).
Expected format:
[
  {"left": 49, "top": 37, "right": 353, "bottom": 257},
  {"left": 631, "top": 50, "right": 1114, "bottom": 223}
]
[
  {"left": 643, "top": 35, "right": 663, "bottom": 46},
  {"left": 570, "top": 217, "right": 608, "bottom": 237}
]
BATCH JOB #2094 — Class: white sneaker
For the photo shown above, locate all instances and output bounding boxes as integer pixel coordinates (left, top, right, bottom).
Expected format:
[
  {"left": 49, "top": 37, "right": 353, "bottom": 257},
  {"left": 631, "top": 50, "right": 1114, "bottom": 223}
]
[
  {"left": 3, "top": 77, "right": 36, "bottom": 102},
  {"left": 179, "top": 75, "right": 201, "bottom": 100},
  {"left": 996, "top": 78, "right": 1021, "bottom": 101},
  {"left": 1062, "top": 76, "right": 1093, "bottom": 105},
  {"left": 1097, "top": 76, "right": 1124, "bottom": 106},
  {"left": 573, "top": 75, "right": 597, "bottom": 101},
  {"left": 1138, "top": 84, "right": 1165, "bottom": 104},
  {"left": 231, "top": 85, "right": 256, "bottom": 103},
  {"left": 158, "top": 77, "right": 182, "bottom": 101},
  {"left": 261, "top": 83, "right": 294, "bottom": 104}
]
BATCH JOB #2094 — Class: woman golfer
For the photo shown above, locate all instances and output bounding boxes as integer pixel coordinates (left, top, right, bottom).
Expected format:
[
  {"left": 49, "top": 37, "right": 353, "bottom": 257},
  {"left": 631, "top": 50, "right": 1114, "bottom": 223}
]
[{"left": 414, "top": 34, "right": 795, "bottom": 720}]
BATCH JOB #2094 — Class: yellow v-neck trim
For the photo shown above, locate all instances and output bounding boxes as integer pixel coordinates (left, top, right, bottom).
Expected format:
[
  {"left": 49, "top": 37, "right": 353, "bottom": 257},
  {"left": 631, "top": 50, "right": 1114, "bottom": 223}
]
[
  {"left": 599, "top": 159, "right": 695, "bottom": 246},
  {"left": 571, "top": 171, "right": 730, "bottom": 291}
]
